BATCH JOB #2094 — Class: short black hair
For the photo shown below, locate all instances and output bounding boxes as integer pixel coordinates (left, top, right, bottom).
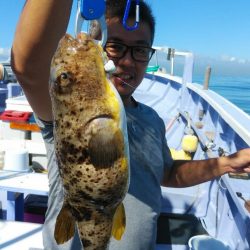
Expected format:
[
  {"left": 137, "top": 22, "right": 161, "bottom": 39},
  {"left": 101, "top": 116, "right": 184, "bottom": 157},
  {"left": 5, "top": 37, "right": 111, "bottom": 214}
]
[
  {"left": 106, "top": 0, "right": 155, "bottom": 44},
  {"left": 90, "top": 0, "right": 155, "bottom": 44}
]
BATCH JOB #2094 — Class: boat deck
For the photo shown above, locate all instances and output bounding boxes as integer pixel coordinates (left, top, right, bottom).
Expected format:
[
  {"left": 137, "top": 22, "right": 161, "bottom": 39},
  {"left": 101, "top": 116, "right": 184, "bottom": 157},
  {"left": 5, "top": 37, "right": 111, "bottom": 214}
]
[{"left": 0, "top": 220, "right": 43, "bottom": 250}]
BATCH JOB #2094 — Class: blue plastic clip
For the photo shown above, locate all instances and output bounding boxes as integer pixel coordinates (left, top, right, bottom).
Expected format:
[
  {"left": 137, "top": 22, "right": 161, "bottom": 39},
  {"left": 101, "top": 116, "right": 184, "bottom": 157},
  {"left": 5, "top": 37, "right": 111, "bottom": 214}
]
[
  {"left": 122, "top": 0, "right": 140, "bottom": 31},
  {"left": 75, "top": 0, "right": 107, "bottom": 46},
  {"left": 80, "top": 0, "right": 105, "bottom": 20}
]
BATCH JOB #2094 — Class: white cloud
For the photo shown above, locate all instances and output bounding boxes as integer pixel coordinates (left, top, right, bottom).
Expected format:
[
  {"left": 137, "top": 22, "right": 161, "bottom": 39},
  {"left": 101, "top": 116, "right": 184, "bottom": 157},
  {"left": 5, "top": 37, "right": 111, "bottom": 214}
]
[
  {"left": 220, "top": 54, "right": 250, "bottom": 64},
  {"left": 0, "top": 47, "right": 11, "bottom": 62},
  {"left": 220, "top": 55, "right": 232, "bottom": 62},
  {"left": 156, "top": 46, "right": 250, "bottom": 76},
  {"left": 238, "top": 59, "right": 247, "bottom": 64}
]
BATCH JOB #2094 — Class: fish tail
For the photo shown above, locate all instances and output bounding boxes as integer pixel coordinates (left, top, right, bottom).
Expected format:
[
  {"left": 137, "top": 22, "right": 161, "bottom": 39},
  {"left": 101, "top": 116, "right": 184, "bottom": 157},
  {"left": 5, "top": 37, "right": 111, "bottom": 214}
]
[
  {"left": 54, "top": 203, "right": 76, "bottom": 244},
  {"left": 77, "top": 216, "right": 113, "bottom": 250},
  {"left": 111, "top": 203, "right": 126, "bottom": 240}
]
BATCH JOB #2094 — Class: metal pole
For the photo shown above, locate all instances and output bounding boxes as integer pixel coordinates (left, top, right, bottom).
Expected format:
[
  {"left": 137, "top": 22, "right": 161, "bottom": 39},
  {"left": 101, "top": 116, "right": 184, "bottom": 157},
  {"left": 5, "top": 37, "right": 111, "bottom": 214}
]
[{"left": 203, "top": 66, "right": 211, "bottom": 90}]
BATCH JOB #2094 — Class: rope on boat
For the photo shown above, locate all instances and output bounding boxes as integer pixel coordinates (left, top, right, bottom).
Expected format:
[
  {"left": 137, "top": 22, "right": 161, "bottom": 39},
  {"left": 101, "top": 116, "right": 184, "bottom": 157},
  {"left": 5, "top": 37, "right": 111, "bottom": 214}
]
[{"left": 165, "top": 113, "right": 180, "bottom": 132}]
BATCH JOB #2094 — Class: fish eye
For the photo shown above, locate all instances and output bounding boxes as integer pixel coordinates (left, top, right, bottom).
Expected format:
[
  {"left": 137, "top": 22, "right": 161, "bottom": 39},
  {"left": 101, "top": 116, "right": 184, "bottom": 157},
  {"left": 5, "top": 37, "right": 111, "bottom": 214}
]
[
  {"left": 60, "top": 72, "right": 69, "bottom": 80},
  {"left": 56, "top": 72, "right": 72, "bottom": 87}
]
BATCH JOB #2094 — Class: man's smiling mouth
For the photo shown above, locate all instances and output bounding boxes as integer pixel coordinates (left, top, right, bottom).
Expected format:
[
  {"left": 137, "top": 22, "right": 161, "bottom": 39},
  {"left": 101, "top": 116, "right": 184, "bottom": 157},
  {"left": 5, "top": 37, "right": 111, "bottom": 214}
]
[{"left": 112, "top": 74, "right": 136, "bottom": 89}]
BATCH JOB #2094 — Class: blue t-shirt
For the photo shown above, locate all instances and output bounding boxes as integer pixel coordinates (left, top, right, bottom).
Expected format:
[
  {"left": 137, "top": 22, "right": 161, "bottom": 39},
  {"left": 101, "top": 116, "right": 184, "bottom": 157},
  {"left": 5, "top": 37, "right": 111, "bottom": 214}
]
[{"left": 37, "top": 101, "right": 173, "bottom": 250}]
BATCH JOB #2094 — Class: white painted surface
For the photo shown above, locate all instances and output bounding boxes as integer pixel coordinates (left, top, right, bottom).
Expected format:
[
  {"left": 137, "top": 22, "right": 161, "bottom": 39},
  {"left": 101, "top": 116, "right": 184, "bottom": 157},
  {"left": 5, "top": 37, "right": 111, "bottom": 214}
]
[{"left": 0, "top": 220, "right": 43, "bottom": 250}]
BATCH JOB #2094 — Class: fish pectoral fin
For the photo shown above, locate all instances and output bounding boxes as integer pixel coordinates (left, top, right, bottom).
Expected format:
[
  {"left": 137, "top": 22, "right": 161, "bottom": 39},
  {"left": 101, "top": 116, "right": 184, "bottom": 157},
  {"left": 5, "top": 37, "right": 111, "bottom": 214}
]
[
  {"left": 111, "top": 203, "right": 126, "bottom": 241},
  {"left": 89, "top": 127, "right": 124, "bottom": 168},
  {"left": 54, "top": 204, "right": 75, "bottom": 244}
]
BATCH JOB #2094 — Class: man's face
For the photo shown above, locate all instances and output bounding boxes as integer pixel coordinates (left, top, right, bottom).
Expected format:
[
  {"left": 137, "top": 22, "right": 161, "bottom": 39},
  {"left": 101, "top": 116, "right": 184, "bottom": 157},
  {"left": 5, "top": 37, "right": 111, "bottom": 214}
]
[{"left": 105, "top": 18, "right": 152, "bottom": 105}]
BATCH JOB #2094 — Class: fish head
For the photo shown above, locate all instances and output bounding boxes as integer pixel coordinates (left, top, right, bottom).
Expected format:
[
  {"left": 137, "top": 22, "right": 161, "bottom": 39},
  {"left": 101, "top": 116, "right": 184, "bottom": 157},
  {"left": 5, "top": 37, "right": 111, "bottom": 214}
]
[
  {"left": 50, "top": 33, "right": 108, "bottom": 103},
  {"left": 49, "top": 33, "right": 123, "bottom": 127}
]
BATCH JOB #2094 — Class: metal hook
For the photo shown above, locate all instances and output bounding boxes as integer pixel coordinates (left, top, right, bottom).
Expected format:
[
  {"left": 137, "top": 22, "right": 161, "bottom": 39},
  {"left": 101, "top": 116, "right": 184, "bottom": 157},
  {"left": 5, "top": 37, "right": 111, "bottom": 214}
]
[
  {"left": 122, "top": 0, "right": 140, "bottom": 31},
  {"left": 75, "top": 0, "right": 107, "bottom": 46}
]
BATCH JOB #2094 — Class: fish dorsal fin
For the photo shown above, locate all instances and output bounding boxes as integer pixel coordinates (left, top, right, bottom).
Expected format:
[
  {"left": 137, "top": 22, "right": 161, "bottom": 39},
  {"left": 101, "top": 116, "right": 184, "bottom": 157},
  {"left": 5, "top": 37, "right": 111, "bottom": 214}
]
[
  {"left": 54, "top": 203, "right": 75, "bottom": 244},
  {"left": 111, "top": 203, "right": 126, "bottom": 240}
]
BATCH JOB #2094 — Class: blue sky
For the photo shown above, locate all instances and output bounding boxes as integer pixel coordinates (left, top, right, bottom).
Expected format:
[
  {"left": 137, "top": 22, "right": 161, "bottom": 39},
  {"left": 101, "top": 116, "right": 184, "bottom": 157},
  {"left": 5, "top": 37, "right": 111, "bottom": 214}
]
[{"left": 1, "top": 0, "right": 250, "bottom": 76}]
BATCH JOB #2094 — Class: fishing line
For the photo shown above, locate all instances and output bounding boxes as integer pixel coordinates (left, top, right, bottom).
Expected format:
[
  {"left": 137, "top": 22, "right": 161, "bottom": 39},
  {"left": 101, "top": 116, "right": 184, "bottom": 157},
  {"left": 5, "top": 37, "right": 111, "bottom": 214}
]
[
  {"left": 120, "top": 80, "right": 137, "bottom": 89},
  {"left": 113, "top": 76, "right": 137, "bottom": 89},
  {"left": 104, "top": 58, "right": 136, "bottom": 89}
]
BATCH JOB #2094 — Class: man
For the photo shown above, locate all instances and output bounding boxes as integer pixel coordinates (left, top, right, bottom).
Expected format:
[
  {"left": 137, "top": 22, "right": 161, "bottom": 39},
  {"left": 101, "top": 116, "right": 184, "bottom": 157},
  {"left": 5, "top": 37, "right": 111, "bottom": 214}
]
[{"left": 11, "top": 0, "right": 250, "bottom": 249}]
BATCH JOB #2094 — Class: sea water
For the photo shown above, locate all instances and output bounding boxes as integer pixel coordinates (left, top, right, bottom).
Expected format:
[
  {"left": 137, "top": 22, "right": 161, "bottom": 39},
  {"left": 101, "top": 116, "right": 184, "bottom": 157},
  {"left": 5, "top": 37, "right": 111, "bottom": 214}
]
[{"left": 193, "top": 75, "right": 250, "bottom": 115}]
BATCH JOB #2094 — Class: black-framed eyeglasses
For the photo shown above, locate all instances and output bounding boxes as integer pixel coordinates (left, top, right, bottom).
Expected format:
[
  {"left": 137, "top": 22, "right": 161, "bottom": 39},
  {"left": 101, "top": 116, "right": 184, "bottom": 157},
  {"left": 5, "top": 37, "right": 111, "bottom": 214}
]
[{"left": 105, "top": 42, "right": 156, "bottom": 63}]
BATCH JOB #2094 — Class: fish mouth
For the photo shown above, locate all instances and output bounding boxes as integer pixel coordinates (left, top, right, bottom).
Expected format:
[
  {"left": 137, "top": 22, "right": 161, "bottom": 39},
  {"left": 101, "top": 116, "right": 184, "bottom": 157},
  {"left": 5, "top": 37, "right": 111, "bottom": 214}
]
[{"left": 86, "top": 114, "right": 113, "bottom": 126}]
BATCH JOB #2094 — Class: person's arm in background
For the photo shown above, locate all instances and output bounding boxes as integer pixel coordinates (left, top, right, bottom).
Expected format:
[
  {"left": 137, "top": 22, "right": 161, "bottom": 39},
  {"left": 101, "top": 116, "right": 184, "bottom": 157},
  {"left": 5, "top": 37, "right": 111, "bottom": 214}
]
[
  {"left": 163, "top": 148, "right": 250, "bottom": 187},
  {"left": 11, "top": 0, "right": 73, "bottom": 121}
]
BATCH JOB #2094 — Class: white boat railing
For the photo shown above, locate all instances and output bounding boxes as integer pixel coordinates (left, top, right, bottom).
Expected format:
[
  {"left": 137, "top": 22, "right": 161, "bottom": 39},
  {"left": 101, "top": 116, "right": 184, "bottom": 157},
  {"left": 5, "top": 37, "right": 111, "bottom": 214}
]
[
  {"left": 153, "top": 46, "right": 194, "bottom": 84},
  {"left": 150, "top": 46, "right": 250, "bottom": 146},
  {"left": 187, "top": 82, "right": 250, "bottom": 146}
]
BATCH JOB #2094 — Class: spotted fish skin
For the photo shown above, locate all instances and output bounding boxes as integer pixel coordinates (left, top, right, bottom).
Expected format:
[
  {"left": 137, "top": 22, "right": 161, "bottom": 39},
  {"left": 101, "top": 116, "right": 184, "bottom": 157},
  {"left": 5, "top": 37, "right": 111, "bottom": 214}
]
[{"left": 49, "top": 33, "right": 129, "bottom": 250}]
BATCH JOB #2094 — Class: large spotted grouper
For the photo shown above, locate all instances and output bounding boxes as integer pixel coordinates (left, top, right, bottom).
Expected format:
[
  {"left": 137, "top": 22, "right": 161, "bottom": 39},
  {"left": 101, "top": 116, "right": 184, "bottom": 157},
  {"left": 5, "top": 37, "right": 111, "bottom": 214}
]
[{"left": 49, "top": 33, "right": 130, "bottom": 250}]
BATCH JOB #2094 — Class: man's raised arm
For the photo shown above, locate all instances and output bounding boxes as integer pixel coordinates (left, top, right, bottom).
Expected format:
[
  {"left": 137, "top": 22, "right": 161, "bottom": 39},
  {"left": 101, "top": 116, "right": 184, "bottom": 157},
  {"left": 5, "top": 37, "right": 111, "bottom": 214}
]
[{"left": 11, "top": 0, "right": 73, "bottom": 121}]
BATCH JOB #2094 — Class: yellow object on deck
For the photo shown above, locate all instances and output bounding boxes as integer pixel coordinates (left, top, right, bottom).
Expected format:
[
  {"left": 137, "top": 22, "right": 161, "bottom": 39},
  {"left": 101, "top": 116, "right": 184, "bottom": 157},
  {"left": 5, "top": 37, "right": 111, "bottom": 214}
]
[
  {"left": 170, "top": 149, "right": 192, "bottom": 160},
  {"left": 170, "top": 134, "right": 198, "bottom": 160},
  {"left": 181, "top": 135, "right": 198, "bottom": 153}
]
